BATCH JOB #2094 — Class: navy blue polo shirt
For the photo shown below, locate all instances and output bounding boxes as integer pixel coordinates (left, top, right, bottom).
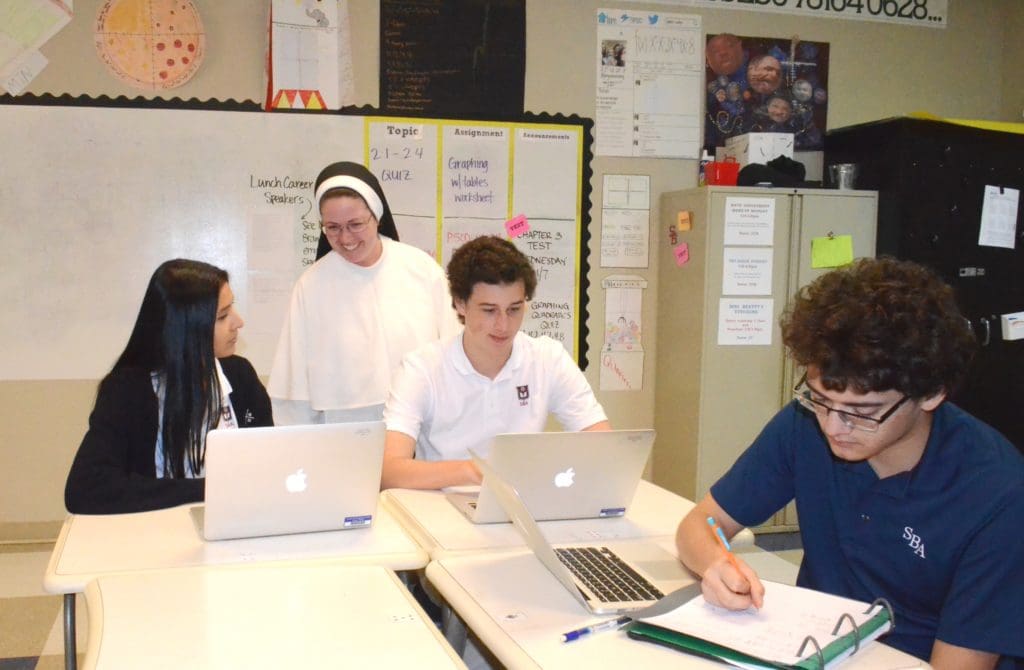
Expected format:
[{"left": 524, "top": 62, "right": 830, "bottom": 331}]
[{"left": 712, "top": 402, "right": 1024, "bottom": 664}]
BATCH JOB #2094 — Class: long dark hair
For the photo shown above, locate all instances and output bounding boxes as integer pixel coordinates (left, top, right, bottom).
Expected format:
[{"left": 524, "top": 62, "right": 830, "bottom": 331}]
[{"left": 109, "top": 259, "right": 228, "bottom": 477}]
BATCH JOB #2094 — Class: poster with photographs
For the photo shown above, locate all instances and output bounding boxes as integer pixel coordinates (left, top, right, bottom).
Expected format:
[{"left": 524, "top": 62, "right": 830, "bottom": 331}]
[{"left": 704, "top": 34, "right": 830, "bottom": 152}]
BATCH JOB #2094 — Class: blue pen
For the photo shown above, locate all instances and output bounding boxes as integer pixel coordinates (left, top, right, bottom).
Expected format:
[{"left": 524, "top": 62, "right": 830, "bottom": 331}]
[{"left": 561, "top": 615, "right": 632, "bottom": 642}]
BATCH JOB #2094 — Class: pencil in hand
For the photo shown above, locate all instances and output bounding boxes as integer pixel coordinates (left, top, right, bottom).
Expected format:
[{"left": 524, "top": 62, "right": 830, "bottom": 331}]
[
  {"left": 706, "top": 515, "right": 741, "bottom": 571},
  {"left": 707, "top": 516, "right": 764, "bottom": 609}
]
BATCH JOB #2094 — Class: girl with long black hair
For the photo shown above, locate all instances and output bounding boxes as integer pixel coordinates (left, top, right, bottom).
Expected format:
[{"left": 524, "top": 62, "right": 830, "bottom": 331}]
[{"left": 65, "top": 259, "right": 272, "bottom": 513}]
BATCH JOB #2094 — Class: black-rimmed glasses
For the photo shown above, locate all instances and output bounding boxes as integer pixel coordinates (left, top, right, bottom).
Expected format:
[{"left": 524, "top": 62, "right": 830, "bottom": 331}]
[{"left": 793, "top": 374, "right": 909, "bottom": 433}]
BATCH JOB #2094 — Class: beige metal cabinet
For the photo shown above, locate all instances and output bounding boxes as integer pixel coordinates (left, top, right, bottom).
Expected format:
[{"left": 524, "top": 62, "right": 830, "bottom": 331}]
[{"left": 653, "top": 186, "right": 877, "bottom": 531}]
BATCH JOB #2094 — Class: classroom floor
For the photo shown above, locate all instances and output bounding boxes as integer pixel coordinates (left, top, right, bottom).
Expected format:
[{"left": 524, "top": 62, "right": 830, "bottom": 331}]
[
  {"left": 0, "top": 540, "right": 803, "bottom": 668},
  {"left": 0, "top": 543, "right": 86, "bottom": 670}
]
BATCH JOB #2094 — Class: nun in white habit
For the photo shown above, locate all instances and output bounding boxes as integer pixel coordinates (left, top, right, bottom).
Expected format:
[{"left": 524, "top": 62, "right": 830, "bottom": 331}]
[{"left": 268, "top": 161, "right": 461, "bottom": 425}]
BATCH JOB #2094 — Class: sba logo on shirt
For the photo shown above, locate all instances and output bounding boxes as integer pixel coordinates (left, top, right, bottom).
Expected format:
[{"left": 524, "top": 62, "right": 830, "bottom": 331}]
[
  {"left": 902, "top": 526, "right": 926, "bottom": 558},
  {"left": 517, "top": 385, "right": 530, "bottom": 406}
]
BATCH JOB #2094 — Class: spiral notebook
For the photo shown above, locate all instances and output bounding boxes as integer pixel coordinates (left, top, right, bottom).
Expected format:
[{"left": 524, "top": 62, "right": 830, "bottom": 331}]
[{"left": 627, "top": 580, "right": 893, "bottom": 670}]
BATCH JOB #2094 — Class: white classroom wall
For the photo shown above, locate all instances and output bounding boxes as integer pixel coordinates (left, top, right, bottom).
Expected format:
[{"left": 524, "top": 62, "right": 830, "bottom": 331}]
[{"left": 2, "top": 0, "right": 1021, "bottom": 538}]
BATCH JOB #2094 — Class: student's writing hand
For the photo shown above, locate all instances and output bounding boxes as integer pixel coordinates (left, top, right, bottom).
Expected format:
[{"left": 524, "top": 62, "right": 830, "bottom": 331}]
[{"left": 700, "top": 554, "right": 765, "bottom": 611}]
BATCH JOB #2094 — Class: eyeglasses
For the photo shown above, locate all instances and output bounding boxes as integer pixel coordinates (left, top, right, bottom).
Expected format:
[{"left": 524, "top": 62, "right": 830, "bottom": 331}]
[
  {"left": 792, "top": 374, "right": 909, "bottom": 433},
  {"left": 321, "top": 219, "right": 372, "bottom": 237}
]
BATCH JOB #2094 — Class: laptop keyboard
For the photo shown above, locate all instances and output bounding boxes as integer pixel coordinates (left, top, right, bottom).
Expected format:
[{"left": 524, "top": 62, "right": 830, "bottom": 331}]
[{"left": 555, "top": 546, "right": 665, "bottom": 603}]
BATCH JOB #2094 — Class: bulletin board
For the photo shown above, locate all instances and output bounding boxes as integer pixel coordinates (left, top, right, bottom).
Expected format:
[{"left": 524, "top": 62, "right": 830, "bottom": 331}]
[{"left": 0, "top": 95, "right": 593, "bottom": 380}]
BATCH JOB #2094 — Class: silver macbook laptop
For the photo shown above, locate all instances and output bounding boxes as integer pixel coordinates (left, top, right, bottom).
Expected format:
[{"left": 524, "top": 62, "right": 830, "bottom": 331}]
[
  {"left": 471, "top": 451, "right": 694, "bottom": 615},
  {"left": 195, "top": 421, "right": 385, "bottom": 541},
  {"left": 446, "top": 429, "right": 655, "bottom": 524}
]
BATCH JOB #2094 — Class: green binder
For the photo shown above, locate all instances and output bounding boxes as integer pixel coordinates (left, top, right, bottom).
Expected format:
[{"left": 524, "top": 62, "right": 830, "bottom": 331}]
[{"left": 625, "top": 583, "right": 894, "bottom": 670}]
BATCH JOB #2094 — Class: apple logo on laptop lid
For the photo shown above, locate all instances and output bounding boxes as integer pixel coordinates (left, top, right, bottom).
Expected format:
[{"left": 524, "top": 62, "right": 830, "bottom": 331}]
[
  {"left": 285, "top": 468, "right": 308, "bottom": 493},
  {"left": 553, "top": 467, "right": 575, "bottom": 488}
]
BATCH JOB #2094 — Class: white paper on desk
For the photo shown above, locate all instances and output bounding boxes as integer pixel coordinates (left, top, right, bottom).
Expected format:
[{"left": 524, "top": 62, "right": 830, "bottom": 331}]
[
  {"left": 978, "top": 185, "right": 1019, "bottom": 249},
  {"left": 638, "top": 580, "right": 890, "bottom": 668}
]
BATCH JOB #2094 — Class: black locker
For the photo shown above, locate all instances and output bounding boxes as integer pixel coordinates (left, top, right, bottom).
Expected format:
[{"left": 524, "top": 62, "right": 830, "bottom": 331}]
[{"left": 825, "top": 117, "right": 1024, "bottom": 449}]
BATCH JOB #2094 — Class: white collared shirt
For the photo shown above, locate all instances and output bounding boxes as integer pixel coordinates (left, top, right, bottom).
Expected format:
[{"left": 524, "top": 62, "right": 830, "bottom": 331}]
[{"left": 384, "top": 332, "right": 607, "bottom": 462}]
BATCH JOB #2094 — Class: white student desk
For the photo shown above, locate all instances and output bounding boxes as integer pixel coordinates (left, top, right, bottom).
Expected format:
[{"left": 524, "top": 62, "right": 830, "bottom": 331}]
[
  {"left": 44, "top": 499, "right": 426, "bottom": 670},
  {"left": 425, "top": 544, "right": 930, "bottom": 670},
  {"left": 81, "top": 562, "right": 465, "bottom": 669},
  {"left": 381, "top": 479, "right": 755, "bottom": 560}
]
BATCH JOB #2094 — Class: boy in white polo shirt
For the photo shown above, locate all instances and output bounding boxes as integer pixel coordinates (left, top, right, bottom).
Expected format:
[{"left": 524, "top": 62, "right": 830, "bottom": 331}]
[{"left": 381, "top": 235, "right": 609, "bottom": 490}]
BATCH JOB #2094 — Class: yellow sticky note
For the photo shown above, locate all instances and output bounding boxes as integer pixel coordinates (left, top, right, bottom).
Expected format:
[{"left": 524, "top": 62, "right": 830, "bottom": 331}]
[
  {"left": 677, "top": 211, "right": 692, "bottom": 231},
  {"left": 811, "top": 235, "right": 854, "bottom": 268}
]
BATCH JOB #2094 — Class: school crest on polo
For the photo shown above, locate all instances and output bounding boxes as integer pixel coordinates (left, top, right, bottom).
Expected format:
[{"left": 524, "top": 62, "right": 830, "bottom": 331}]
[{"left": 517, "top": 385, "right": 530, "bottom": 406}]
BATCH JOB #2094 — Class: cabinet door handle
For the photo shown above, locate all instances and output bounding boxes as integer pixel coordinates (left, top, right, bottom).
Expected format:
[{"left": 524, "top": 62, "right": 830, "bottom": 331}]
[{"left": 979, "top": 317, "right": 991, "bottom": 347}]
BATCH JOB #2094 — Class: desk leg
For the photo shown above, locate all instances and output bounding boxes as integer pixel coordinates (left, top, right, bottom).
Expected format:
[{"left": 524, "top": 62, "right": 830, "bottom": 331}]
[
  {"left": 63, "top": 593, "right": 77, "bottom": 670},
  {"left": 441, "top": 603, "right": 468, "bottom": 656}
]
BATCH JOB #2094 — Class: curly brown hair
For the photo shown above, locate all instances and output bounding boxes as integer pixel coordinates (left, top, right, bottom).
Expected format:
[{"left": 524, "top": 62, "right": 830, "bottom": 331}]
[
  {"left": 447, "top": 236, "right": 537, "bottom": 323},
  {"left": 780, "top": 257, "right": 975, "bottom": 399}
]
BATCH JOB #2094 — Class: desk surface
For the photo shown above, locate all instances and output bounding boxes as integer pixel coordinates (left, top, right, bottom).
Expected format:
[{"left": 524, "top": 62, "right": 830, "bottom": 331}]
[
  {"left": 426, "top": 544, "right": 928, "bottom": 670},
  {"left": 382, "top": 480, "right": 753, "bottom": 560},
  {"left": 82, "top": 562, "right": 465, "bottom": 670},
  {"left": 44, "top": 499, "right": 427, "bottom": 595}
]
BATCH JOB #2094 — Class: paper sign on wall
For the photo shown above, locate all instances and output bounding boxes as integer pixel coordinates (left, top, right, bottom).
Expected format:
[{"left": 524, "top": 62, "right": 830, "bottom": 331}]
[
  {"left": 722, "top": 247, "right": 772, "bottom": 295},
  {"left": 0, "top": 0, "right": 72, "bottom": 92},
  {"left": 724, "top": 197, "right": 775, "bottom": 245},
  {"left": 600, "top": 274, "right": 647, "bottom": 391},
  {"left": 674, "top": 242, "right": 690, "bottom": 267},
  {"left": 718, "top": 298, "right": 773, "bottom": 345},
  {"left": 601, "top": 208, "right": 650, "bottom": 268},
  {"left": 978, "top": 185, "right": 1019, "bottom": 249},
  {"left": 810, "top": 234, "right": 853, "bottom": 268},
  {"left": 505, "top": 214, "right": 529, "bottom": 238},
  {"left": 0, "top": 48, "right": 47, "bottom": 94},
  {"left": 595, "top": 9, "right": 702, "bottom": 158},
  {"left": 268, "top": 0, "right": 355, "bottom": 110},
  {"left": 601, "top": 174, "right": 650, "bottom": 268}
]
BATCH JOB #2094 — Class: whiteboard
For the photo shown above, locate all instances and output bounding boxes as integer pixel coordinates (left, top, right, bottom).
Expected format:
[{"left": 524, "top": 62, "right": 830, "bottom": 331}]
[{"left": 0, "top": 101, "right": 589, "bottom": 380}]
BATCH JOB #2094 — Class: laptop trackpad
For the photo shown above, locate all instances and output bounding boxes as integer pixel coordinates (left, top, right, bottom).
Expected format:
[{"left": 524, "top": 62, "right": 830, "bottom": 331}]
[{"left": 635, "top": 559, "right": 690, "bottom": 581}]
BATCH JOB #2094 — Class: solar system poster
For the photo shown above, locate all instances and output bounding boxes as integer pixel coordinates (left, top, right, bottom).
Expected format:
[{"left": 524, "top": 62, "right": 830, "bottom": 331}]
[{"left": 704, "top": 34, "right": 830, "bottom": 152}]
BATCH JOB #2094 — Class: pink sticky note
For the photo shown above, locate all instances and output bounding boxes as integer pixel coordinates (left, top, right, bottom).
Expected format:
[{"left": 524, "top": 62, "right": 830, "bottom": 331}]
[
  {"left": 505, "top": 214, "right": 530, "bottom": 238},
  {"left": 673, "top": 242, "right": 690, "bottom": 267}
]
